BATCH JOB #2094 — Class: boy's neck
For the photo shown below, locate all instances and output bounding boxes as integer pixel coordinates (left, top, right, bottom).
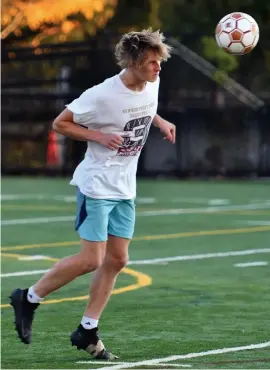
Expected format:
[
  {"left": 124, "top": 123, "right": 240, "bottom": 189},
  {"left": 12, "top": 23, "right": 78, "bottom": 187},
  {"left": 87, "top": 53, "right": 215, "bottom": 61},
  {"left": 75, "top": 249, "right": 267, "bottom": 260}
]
[{"left": 120, "top": 69, "right": 146, "bottom": 92}]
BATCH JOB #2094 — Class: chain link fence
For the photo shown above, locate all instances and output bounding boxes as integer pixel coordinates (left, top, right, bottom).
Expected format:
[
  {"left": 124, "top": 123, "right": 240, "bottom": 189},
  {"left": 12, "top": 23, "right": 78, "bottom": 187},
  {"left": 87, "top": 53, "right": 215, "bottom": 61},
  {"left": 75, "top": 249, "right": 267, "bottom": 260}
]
[{"left": 2, "top": 35, "right": 270, "bottom": 176}]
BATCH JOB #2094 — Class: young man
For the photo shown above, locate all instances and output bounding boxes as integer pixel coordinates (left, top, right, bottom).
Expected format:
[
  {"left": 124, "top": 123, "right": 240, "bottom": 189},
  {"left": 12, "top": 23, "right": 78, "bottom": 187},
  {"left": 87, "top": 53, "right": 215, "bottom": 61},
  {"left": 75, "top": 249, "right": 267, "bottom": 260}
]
[{"left": 10, "top": 29, "right": 175, "bottom": 360}]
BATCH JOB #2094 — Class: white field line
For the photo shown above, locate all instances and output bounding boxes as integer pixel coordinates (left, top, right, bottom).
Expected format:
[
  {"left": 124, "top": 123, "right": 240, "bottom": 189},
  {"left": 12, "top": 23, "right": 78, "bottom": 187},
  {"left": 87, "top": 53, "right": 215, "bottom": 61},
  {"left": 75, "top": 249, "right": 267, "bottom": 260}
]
[
  {"left": 56, "top": 196, "right": 157, "bottom": 204},
  {"left": 2, "top": 194, "right": 270, "bottom": 205},
  {"left": 1, "top": 194, "right": 48, "bottom": 201},
  {"left": 2, "top": 193, "right": 269, "bottom": 203},
  {"left": 136, "top": 197, "right": 156, "bottom": 204},
  {"left": 0, "top": 194, "right": 216, "bottom": 203},
  {"left": 1, "top": 269, "right": 49, "bottom": 277},
  {"left": 245, "top": 221, "right": 270, "bottom": 226},
  {"left": 18, "top": 255, "right": 51, "bottom": 261},
  {"left": 54, "top": 195, "right": 76, "bottom": 203},
  {"left": 1, "top": 194, "right": 156, "bottom": 204},
  {"left": 208, "top": 199, "right": 230, "bottom": 205},
  {"left": 234, "top": 261, "right": 268, "bottom": 267},
  {"left": 172, "top": 198, "right": 230, "bottom": 205},
  {"left": 77, "top": 362, "right": 126, "bottom": 365},
  {"left": 251, "top": 199, "right": 270, "bottom": 203},
  {"left": 127, "top": 248, "right": 270, "bottom": 265},
  {"left": 2, "top": 202, "right": 270, "bottom": 226},
  {"left": 2, "top": 248, "right": 270, "bottom": 277},
  {"left": 95, "top": 341, "right": 270, "bottom": 370},
  {"left": 1, "top": 194, "right": 75, "bottom": 202},
  {"left": 137, "top": 202, "right": 270, "bottom": 217},
  {"left": 149, "top": 364, "right": 191, "bottom": 368},
  {"left": 77, "top": 361, "right": 191, "bottom": 368},
  {"left": 1, "top": 216, "right": 74, "bottom": 225}
]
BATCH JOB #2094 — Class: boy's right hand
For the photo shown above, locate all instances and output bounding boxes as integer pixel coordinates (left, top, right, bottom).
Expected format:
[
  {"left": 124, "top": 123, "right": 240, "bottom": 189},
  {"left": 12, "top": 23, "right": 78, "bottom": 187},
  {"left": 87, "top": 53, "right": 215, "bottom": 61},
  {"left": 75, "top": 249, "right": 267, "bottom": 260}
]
[{"left": 96, "top": 133, "right": 124, "bottom": 151}]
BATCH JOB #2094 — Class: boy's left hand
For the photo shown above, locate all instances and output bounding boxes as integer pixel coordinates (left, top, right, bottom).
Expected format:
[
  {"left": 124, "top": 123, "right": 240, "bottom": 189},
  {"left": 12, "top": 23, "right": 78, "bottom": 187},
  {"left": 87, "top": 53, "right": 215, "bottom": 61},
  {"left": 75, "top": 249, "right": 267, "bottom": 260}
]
[{"left": 159, "top": 119, "right": 176, "bottom": 144}]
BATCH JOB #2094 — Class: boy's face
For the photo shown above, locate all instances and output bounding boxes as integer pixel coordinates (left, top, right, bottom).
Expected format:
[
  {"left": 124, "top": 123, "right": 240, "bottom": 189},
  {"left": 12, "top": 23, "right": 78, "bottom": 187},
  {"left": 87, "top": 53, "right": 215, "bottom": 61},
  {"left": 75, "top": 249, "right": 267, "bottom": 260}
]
[{"left": 134, "top": 49, "right": 161, "bottom": 82}]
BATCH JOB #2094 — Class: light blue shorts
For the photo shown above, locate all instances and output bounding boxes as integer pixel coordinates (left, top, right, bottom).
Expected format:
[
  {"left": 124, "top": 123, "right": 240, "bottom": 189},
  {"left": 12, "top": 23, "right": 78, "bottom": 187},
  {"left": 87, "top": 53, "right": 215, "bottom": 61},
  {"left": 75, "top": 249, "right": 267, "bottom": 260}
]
[{"left": 75, "top": 189, "right": 136, "bottom": 242}]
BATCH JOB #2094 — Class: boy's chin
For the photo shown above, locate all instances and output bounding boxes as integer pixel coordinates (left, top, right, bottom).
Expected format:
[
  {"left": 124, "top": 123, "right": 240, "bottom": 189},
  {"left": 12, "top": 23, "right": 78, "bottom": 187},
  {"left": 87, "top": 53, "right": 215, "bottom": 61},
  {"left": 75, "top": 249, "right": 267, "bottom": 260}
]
[{"left": 148, "top": 75, "right": 158, "bottom": 82}]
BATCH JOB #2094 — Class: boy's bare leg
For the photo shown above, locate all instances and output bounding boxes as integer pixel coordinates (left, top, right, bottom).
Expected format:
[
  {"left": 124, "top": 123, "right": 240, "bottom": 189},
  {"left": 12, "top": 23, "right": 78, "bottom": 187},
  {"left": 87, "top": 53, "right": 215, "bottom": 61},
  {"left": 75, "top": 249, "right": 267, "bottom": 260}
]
[
  {"left": 34, "top": 239, "right": 106, "bottom": 297},
  {"left": 85, "top": 235, "right": 130, "bottom": 319},
  {"left": 70, "top": 235, "right": 130, "bottom": 359},
  {"left": 10, "top": 239, "right": 106, "bottom": 344}
]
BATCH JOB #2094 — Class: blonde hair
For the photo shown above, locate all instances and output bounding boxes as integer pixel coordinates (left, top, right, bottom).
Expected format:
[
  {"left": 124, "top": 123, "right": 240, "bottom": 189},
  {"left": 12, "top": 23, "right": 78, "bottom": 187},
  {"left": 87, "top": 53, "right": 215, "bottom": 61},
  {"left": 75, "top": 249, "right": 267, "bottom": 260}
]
[{"left": 115, "top": 28, "right": 172, "bottom": 69}]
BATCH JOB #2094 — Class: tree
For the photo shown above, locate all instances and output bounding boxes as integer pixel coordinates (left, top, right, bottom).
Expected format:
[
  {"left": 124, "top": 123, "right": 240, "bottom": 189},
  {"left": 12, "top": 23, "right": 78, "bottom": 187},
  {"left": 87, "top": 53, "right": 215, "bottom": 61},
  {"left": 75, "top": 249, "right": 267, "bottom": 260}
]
[
  {"left": 1, "top": 0, "right": 117, "bottom": 45},
  {"left": 106, "top": 0, "right": 269, "bottom": 87}
]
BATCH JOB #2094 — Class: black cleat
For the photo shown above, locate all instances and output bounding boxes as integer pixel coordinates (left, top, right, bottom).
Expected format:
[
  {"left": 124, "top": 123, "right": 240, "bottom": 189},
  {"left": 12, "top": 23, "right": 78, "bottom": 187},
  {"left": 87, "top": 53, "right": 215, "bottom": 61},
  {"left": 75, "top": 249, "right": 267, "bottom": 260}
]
[
  {"left": 10, "top": 288, "right": 39, "bottom": 344},
  {"left": 70, "top": 325, "right": 118, "bottom": 360}
]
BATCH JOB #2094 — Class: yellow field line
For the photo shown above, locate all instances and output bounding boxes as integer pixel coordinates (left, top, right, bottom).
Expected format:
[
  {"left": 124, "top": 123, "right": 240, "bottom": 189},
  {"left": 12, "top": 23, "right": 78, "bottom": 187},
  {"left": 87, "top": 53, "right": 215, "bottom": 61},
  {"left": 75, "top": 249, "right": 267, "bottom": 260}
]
[
  {"left": 1, "top": 225, "right": 270, "bottom": 252},
  {"left": 1, "top": 241, "right": 80, "bottom": 251},
  {"left": 1, "top": 252, "right": 33, "bottom": 259},
  {"left": 134, "top": 226, "right": 270, "bottom": 241},
  {"left": 0, "top": 254, "right": 152, "bottom": 308}
]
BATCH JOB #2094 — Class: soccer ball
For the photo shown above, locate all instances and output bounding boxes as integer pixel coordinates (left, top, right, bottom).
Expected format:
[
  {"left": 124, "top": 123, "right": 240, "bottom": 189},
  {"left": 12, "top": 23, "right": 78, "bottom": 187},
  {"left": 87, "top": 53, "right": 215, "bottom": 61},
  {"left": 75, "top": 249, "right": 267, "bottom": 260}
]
[{"left": 215, "top": 13, "right": 259, "bottom": 55}]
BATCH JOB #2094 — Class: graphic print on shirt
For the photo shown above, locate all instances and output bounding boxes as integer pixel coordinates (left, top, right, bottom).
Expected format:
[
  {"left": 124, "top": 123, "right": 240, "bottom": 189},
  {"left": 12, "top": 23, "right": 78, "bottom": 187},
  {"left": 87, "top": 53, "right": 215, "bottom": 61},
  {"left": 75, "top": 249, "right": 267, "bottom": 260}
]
[{"left": 117, "top": 116, "right": 152, "bottom": 156}]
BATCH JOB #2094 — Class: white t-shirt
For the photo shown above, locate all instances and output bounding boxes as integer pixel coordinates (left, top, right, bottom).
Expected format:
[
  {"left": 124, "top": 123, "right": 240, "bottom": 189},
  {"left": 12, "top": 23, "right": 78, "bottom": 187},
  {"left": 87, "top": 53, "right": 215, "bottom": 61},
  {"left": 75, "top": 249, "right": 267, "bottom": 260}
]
[{"left": 66, "top": 71, "right": 160, "bottom": 199}]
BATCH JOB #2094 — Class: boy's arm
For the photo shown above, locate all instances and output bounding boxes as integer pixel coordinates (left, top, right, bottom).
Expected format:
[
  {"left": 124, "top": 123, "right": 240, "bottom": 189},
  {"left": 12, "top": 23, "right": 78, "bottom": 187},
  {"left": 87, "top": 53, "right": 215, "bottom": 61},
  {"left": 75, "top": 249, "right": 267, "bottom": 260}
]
[
  {"left": 52, "top": 108, "right": 123, "bottom": 150},
  {"left": 52, "top": 108, "right": 102, "bottom": 142},
  {"left": 152, "top": 114, "right": 176, "bottom": 144},
  {"left": 152, "top": 114, "right": 165, "bottom": 129}
]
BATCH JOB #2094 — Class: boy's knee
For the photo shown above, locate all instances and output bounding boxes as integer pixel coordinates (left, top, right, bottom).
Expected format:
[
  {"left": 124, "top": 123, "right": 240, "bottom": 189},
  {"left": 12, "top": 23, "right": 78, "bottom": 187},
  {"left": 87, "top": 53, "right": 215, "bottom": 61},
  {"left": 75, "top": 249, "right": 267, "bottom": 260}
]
[
  {"left": 106, "top": 253, "right": 129, "bottom": 271},
  {"left": 78, "top": 254, "right": 103, "bottom": 275}
]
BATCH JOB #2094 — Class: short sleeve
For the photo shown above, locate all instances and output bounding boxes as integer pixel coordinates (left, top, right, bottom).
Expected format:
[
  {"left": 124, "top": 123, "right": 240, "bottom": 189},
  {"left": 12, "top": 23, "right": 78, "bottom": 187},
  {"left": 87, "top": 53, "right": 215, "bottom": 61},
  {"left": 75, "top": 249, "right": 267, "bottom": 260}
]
[{"left": 66, "top": 87, "right": 98, "bottom": 126}]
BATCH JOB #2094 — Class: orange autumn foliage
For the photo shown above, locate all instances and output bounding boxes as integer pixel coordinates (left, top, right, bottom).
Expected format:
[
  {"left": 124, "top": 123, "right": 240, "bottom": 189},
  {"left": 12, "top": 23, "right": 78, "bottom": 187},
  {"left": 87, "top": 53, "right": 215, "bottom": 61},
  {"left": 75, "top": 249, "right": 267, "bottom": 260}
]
[{"left": 1, "top": 0, "right": 117, "bottom": 43}]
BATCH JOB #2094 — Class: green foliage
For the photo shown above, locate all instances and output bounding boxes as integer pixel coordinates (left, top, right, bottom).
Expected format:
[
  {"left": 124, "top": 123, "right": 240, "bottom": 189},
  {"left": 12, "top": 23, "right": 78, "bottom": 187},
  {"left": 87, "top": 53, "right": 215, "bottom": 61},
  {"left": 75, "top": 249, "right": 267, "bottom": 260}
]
[
  {"left": 107, "top": 0, "right": 269, "bottom": 79},
  {"left": 3, "top": 0, "right": 269, "bottom": 84},
  {"left": 202, "top": 36, "right": 239, "bottom": 72}
]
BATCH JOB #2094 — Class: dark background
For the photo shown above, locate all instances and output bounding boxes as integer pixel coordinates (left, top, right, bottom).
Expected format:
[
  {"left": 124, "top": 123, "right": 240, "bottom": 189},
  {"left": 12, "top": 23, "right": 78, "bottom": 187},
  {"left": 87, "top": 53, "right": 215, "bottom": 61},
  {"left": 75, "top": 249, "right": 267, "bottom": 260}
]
[{"left": 2, "top": 0, "right": 270, "bottom": 177}]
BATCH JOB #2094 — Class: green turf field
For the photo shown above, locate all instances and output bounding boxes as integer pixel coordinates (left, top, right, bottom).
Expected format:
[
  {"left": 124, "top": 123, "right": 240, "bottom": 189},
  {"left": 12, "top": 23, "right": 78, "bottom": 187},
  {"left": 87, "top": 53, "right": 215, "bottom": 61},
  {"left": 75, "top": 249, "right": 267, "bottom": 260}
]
[{"left": 1, "top": 177, "right": 270, "bottom": 369}]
